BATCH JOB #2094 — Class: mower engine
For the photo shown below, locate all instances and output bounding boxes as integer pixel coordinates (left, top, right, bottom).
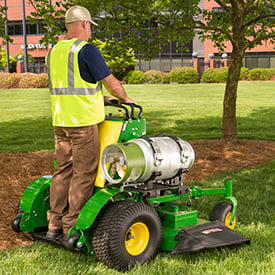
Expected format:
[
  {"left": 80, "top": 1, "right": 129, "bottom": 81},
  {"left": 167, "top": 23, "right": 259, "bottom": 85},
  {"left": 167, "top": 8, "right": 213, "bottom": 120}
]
[{"left": 101, "top": 136, "right": 195, "bottom": 185}]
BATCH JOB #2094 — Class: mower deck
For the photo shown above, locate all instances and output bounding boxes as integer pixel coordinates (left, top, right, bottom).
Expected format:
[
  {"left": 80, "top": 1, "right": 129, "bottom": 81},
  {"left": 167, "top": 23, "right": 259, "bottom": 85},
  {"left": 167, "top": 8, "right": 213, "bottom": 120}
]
[{"left": 171, "top": 220, "right": 250, "bottom": 254}]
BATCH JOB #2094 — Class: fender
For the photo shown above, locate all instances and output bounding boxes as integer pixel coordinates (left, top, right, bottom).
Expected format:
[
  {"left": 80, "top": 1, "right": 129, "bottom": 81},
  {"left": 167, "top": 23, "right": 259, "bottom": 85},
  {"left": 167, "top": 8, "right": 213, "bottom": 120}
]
[
  {"left": 75, "top": 187, "right": 121, "bottom": 230},
  {"left": 19, "top": 176, "right": 51, "bottom": 231}
]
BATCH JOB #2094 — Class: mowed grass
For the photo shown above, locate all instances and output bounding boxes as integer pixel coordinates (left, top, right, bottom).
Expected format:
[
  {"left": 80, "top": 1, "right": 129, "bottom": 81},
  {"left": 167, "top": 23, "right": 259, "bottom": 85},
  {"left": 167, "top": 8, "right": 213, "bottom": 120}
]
[
  {"left": 0, "top": 82, "right": 274, "bottom": 274},
  {"left": 1, "top": 160, "right": 274, "bottom": 274},
  {"left": 0, "top": 81, "right": 274, "bottom": 153}
]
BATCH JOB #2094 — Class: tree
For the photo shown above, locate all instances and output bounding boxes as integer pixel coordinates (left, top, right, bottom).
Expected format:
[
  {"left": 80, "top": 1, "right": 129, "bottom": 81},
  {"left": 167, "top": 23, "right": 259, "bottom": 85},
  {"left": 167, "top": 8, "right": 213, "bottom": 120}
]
[
  {"left": 197, "top": 0, "right": 275, "bottom": 141},
  {"left": 0, "top": 47, "right": 16, "bottom": 71},
  {"left": 92, "top": 39, "right": 137, "bottom": 80},
  {"left": 27, "top": 0, "right": 275, "bottom": 141},
  {"left": 0, "top": 4, "right": 13, "bottom": 44}
]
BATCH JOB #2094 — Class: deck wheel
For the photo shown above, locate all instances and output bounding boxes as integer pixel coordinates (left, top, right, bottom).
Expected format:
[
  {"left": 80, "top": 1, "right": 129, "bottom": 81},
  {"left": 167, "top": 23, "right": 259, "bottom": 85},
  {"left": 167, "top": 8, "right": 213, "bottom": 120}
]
[{"left": 210, "top": 201, "right": 238, "bottom": 230}]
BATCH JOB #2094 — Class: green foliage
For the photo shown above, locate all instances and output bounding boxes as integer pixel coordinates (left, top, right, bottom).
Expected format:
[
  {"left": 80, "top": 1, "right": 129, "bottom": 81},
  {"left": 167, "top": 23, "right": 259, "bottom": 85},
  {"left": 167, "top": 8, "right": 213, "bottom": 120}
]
[
  {"left": 144, "top": 70, "right": 162, "bottom": 83},
  {"left": 14, "top": 52, "right": 36, "bottom": 64},
  {"left": 0, "top": 5, "right": 13, "bottom": 44},
  {"left": 123, "top": 70, "right": 146, "bottom": 84},
  {"left": 92, "top": 39, "right": 136, "bottom": 80},
  {"left": 239, "top": 67, "right": 249, "bottom": 80},
  {"left": 202, "top": 67, "right": 254, "bottom": 83},
  {"left": 249, "top": 68, "right": 275, "bottom": 80},
  {"left": 201, "top": 68, "right": 216, "bottom": 83},
  {"left": 161, "top": 72, "right": 170, "bottom": 84},
  {"left": 214, "top": 67, "right": 228, "bottom": 83},
  {"left": 169, "top": 67, "right": 199, "bottom": 83},
  {"left": 28, "top": 0, "right": 73, "bottom": 45},
  {"left": 198, "top": 1, "right": 275, "bottom": 53},
  {"left": 0, "top": 47, "right": 16, "bottom": 70}
]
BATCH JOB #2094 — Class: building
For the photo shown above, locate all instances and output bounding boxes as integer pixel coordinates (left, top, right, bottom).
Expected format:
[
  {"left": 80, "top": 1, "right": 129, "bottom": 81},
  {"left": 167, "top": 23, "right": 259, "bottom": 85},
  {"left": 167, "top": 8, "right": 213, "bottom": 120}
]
[
  {"left": 0, "top": 0, "right": 51, "bottom": 72},
  {"left": 1, "top": 0, "right": 274, "bottom": 73}
]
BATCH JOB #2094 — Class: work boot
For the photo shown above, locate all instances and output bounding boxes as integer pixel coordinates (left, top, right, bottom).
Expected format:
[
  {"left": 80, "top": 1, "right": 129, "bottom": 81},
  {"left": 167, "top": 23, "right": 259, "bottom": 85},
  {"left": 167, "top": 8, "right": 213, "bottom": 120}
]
[{"left": 46, "top": 229, "right": 63, "bottom": 240}]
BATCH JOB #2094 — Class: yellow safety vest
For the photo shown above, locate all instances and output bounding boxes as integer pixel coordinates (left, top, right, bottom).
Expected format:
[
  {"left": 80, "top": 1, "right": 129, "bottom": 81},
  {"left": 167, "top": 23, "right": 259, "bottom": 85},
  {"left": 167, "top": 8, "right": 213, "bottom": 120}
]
[{"left": 46, "top": 38, "right": 104, "bottom": 127}]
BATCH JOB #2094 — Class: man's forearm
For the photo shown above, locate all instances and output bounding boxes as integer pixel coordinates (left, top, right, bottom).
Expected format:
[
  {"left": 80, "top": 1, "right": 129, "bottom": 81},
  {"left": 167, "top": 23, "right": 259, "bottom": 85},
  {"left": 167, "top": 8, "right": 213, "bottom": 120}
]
[{"left": 102, "top": 74, "right": 136, "bottom": 104}]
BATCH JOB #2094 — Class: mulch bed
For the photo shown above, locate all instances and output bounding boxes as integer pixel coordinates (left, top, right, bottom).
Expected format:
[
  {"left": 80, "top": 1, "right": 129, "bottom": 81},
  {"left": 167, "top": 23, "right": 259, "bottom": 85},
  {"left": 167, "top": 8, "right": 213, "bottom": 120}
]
[{"left": 1, "top": 139, "right": 274, "bottom": 250}]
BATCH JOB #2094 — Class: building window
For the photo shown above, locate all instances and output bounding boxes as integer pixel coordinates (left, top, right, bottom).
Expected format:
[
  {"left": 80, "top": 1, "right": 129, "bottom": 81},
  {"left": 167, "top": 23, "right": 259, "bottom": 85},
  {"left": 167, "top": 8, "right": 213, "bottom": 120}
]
[{"left": 7, "top": 20, "right": 47, "bottom": 36}]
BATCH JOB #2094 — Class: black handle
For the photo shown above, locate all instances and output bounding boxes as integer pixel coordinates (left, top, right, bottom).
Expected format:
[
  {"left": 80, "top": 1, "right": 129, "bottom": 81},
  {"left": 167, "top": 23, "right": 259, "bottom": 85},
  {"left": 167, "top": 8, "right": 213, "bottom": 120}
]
[{"left": 105, "top": 99, "right": 143, "bottom": 119}]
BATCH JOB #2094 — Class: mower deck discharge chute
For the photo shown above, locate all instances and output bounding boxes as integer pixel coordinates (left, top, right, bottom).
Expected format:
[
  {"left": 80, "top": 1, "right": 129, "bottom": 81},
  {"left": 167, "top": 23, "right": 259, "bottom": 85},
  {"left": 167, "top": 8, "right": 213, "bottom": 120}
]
[{"left": 12, "top": 100, "right": 250, "bottom": 270}]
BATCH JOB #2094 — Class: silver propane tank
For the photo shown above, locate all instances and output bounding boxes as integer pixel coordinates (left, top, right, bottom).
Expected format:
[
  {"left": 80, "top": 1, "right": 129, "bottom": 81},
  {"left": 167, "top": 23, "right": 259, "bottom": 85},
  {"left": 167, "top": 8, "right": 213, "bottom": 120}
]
[{"left": 101, "top": 136, "right": 195, "bottom": 184}]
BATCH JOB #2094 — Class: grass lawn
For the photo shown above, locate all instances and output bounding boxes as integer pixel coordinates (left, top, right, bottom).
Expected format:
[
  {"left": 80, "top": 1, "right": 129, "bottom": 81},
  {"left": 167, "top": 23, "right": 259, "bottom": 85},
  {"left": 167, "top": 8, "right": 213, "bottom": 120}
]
[
  {"left": 0, "top": 81, "right": 274, "bottom": 274},
  {"left": 1, "top": 160, "right": 274, "bottom": 274},
  {"left": 0, "top": 81, "right": 274, "bottom": 153}
]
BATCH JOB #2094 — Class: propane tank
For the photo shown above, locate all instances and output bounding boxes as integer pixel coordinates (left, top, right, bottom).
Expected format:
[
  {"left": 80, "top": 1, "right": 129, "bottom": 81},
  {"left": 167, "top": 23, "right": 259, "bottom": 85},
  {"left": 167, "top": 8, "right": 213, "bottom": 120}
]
[{"left": 101, "top": 136, "right": 195, "bottom": 184}]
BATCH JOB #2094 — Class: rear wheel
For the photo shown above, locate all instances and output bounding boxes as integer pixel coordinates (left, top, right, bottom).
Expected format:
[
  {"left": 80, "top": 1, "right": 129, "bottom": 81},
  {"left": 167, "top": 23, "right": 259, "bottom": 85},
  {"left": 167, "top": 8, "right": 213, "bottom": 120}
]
[
  {"left": 91, "top": 200, "right": 162, "bottom": 270},
  {"left": 209, "top": 201, "right": 237, "bottom": 230}
]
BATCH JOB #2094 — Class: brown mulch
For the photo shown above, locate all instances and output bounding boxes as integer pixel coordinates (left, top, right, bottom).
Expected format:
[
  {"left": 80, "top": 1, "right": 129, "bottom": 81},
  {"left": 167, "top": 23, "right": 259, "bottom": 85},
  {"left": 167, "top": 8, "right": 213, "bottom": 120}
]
[{"left": 0, "top": 139, "right": 275, "bottom": 250}]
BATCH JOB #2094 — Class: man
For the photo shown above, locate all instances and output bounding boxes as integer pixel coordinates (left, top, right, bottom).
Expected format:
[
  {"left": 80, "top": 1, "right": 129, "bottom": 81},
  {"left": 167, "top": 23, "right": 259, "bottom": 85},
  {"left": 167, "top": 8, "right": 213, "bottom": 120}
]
[{"left": 46, "top": 5, "right": 135, "bottom": 240}]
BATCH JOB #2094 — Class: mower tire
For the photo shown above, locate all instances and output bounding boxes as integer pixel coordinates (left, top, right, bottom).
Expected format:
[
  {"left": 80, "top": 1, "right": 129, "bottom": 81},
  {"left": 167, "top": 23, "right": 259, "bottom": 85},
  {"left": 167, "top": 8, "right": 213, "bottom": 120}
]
[
  {"left": 91, "top": 200, "right": 162, "bottom": 270},
  {"left": 209, "top": 201, "right": 237, "bottom": 230}
]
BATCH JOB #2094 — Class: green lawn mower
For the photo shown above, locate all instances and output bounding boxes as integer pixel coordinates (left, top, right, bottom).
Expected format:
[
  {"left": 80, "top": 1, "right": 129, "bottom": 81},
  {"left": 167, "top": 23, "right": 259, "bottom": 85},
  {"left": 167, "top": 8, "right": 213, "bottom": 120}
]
[{"left": 12, "top": 100, "right": 250, "bottom": 270}]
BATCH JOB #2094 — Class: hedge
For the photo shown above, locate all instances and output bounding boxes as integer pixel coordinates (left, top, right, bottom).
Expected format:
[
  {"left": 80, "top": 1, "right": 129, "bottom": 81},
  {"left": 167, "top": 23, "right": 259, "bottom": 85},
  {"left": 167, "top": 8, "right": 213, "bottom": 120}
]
[
  {"left": 201, "top": 67, "right": 275, "bottom": 83},
  {"left": 169, "top": 67, "right": 199, "bottom": 84},
  {"left": 123, "top": 70, "right": 146, "bottom": 84},
  {"left": 144, "top": 70, "right": 163, "bottom": 83},
  {"left": 249, "top": 68, "right": 275, "bottom": 80},
  {"left": 0, "top": 73, "right": 49, "bottom": 89},
  {"left": 0, "top": 67, "right": 274, "bottom": 89}
]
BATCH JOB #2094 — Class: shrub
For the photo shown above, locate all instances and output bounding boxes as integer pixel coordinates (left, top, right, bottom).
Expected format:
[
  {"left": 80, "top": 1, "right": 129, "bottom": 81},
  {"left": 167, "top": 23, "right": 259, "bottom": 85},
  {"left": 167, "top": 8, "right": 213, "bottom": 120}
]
[
  {"left": 92, "top": 39, "right": 136, "bottom": 80},
  {"left": 0, "top": 73, "right": 22, "bottom": 89},
  {"left": 201, "top": 68, "right": 217, "bottom": 83},
  {"left": 259, "top": 68, "right": 275, "bottom": 80},
  {"left": 214, "top": 67, "right": 228, "bottom": 83},
  {"left": 169, "top": 67, "right": 199, "bottom": 83},
  {"left": 202, "top": 67, "right": 250, "bottom": 83},
  {"left": 161, "top": 72, "right": 170, "bottom": 83},
  {"left": 19, "top": 73, "right": 49, "bottom": 88},
  {"left": 123, "top": 70, "right": 146, "bottom": 84},
  {"left": 239, "top": 67, "right": 249, "bottom": 80},
  {"left": 0, "top": 73, "right": 49, "bottom": 89},
  {"left": 144, "top": 70, "right": 162, "bottom": 83},
  {"left": 249, "top": 68, "right": 262, "bottom": 80}
]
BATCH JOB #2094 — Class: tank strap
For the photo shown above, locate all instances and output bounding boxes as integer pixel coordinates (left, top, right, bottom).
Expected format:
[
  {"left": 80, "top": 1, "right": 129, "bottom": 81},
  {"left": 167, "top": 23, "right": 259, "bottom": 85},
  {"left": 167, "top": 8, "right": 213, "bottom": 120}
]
[
  {"left": 168, "top": 136, "right": 190, "bottom": 174},
  {"left": 142, "top": 137, "right": 162, "bottom": 164}
]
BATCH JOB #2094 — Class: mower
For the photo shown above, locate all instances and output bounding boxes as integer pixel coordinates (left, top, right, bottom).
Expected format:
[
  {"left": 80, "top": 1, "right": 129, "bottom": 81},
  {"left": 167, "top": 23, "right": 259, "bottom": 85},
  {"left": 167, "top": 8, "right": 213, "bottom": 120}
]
[{"left": 12, "top": 100, "right": 250, "bottom": 270}]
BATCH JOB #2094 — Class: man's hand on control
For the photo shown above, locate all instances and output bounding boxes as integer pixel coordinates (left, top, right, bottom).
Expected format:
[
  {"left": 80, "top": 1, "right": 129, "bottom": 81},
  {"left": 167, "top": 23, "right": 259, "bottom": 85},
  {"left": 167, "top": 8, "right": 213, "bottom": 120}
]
[
  {"left": 118, "top": 98, "right": 136, "bottom": 105},
  {"left": 102, "top": 74, "right": 136, "bottom": 106},
  {"left": 104, "top": 96, "right": 114, "bottom": 104}
]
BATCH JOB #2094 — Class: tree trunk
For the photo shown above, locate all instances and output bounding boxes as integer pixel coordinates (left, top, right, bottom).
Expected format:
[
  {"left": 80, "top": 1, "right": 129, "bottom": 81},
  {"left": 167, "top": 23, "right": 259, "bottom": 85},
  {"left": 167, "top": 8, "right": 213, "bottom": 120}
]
[{"left": 222, "top": 47, "right": 244, "bottom": 142}]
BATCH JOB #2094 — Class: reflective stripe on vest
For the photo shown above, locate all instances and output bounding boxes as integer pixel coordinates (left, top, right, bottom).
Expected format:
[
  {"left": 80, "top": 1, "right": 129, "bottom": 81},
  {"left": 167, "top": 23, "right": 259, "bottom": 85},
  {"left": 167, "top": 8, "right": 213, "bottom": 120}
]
[
  {"left": 47, "top": 39, "right": 102, "bottom": 96},
  {"left": 46, "top": 38, "right": 105, "bottom": 127}
]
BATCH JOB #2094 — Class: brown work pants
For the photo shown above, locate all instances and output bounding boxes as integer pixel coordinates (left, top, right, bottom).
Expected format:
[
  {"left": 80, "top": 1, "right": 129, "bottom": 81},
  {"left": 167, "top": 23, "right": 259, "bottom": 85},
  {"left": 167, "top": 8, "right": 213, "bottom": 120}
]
[{"left": 47, "top": 125, "right": 100, "bottom": 235}]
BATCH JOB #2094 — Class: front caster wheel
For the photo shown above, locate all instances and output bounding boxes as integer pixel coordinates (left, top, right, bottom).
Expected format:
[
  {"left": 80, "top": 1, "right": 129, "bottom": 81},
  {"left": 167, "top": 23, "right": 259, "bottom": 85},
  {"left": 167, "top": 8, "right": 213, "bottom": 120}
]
[
  {"left": 11, "top": 216, "right": 22, "bottom": 232},
  {"left": 66, "top": 234, "right": 83, "bottom": 251},
  {"left": 210, "top": 201, "right": 237, "bottom": 230},
  {"left": 92, "top": 200, "right": 162, "bottom": 270}
]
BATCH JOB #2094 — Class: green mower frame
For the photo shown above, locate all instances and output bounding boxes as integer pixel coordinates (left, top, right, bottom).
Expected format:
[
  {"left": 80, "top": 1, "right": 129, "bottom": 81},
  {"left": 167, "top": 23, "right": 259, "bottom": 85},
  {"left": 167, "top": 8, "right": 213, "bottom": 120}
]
[{"left": 12, "top": 101, "right": 250, "bottom": 270}]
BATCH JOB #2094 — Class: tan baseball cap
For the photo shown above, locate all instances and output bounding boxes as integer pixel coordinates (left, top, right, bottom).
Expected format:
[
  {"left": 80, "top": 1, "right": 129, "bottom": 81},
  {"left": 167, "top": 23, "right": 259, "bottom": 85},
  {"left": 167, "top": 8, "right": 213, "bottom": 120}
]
[{"left": 65, "top": 5, "right": 98, "bottom": 26}]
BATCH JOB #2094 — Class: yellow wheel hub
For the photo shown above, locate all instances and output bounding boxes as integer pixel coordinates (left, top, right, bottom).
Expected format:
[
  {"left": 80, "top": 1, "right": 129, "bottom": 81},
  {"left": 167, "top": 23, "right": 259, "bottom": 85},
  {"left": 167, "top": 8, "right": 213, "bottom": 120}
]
[
  {"left": 225, "top": 212, "right": 236, "bottom": 230},
  {"left": 125, "top": 222, "right": 149, "bottom": 256}
]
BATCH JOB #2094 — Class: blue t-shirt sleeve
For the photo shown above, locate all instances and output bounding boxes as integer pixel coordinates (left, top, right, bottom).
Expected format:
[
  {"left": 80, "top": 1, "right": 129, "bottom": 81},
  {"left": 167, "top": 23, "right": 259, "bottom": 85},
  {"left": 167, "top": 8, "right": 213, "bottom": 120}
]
[{"left": 78, "top": 43, "right": 111, "bottom": 84}]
